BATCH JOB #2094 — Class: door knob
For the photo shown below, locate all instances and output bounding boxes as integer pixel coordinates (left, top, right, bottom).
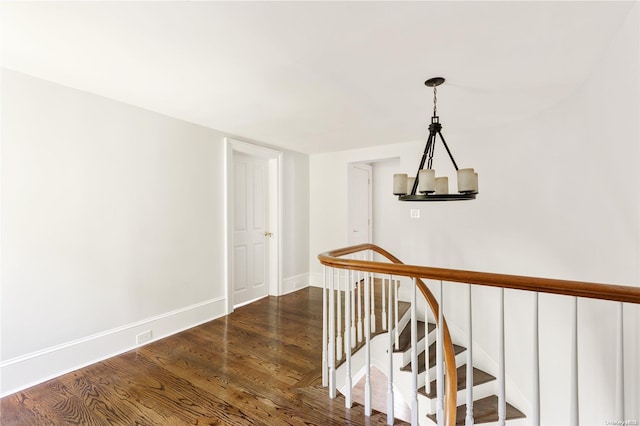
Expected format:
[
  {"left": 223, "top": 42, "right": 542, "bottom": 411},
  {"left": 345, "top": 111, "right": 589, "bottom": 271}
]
[{"left": 264, "top": 231, "right": 273, "bottom": 237}]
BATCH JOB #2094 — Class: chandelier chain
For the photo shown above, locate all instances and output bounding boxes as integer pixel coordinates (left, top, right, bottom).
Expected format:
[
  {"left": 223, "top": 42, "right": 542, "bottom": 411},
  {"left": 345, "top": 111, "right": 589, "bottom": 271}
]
[{"left": 433, "top": 86, "right": 438, "bottom": 117}]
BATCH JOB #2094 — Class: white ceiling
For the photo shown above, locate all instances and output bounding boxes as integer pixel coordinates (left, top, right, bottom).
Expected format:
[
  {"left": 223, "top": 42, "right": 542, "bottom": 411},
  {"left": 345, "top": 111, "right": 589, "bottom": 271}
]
[{"left": 1, "top": 1, "right": 634, "bottom": 154}]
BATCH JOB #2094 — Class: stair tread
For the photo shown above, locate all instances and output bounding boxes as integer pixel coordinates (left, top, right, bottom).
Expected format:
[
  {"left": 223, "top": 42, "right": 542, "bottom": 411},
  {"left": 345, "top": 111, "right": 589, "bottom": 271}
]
[
  {"left": 427, "top": 395, "right": 526, "bottom": 425},
  {"left": 394, "top": 321, "right": 435, "bottom": 353},
  {"left": 400, "top": 342, "right": 466, "bottom": 373},
  {"left": 420, "top": 365, "right": 495, "bottom": 398}
]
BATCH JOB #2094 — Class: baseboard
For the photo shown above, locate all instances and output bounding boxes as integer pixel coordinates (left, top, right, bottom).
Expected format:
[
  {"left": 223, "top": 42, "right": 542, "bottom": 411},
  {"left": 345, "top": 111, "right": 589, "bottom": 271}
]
[
  {"left": 281, "top": 273, "right": 312, "bottom": 295},
  {"left": 0, "top": 296, "right": 226, "bottom": 397}
]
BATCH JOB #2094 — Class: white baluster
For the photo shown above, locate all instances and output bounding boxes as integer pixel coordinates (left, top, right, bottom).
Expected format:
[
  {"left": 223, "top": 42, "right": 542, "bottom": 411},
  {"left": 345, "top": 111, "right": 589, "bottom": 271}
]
[
  {"left": 425, "top": 302, "right": 431, "bottom": 401},
  {"left": 465, "top": 284, "right": 474, "bottom": 426},
  {"left": 357, "top": 263, "right": 363, "bottom": 343},
  {"left": 322, "top": 265, "right": 328, "bottom": 387},
  {"left": 616, "top": 302, "right": 625, "bottom": 421},
  {"left": 351, "top": 254, "right": 356, "bottom": 348},
  {"left": 345, "top": 268, "right": 353, "bottom": 408},
  {"left": 387, "top": 275, "right": 395, "bottom": 425},
  {"left": 371, "top": 274, "right": 377, "bottom": 334},
  {"left": 498, "top": 288, "right": 506, "bottom": 426},
  {"left": 370, "top": 251, "right": 376, "bottom": 334},
  {"left": 329, "top": 267, "right": 336, "bottom": 399},
  {"left": 436, "top": 281, "right": 444, "bottom": 426},
  {"left": 411, "top": 277, "right": 419, "bottom": 426},
  {"left": 394, "top": 279, "right": 400, "bottom": 350},
  {"left": 336, "top": 269, "right": 343, "bottom": 361},
  {"left": 532, "top": 292, "right": 540, "bottom": 426},
  {"left": 382, "top": 275, "right": 387, "bottom": 330},
  {"left": 364, "top": 269, "right": 372, "bottom": 416},
  {"left": 570, "top": 297, "right": 578, "bottom": 426}
]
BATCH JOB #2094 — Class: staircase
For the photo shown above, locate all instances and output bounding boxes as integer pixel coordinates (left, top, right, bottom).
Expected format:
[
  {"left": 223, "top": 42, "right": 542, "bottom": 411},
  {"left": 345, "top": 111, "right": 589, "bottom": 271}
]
[
  {"left": 395, "top": 319, "right": 525, "bottom": 424},
  {"left": 335, "top": 279, "right": 525, "bottom": 425},
  {"left": 321, "top": 243, "right": 640, "bottom": 426}
]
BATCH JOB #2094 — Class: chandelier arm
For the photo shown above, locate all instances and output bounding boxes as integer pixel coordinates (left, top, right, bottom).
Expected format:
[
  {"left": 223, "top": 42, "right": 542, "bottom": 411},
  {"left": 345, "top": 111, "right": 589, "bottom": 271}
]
[
  {"left": 437, "top": 131, "right": 459, "bottom": 171},
  {"left": 412, "top": 132, "right": 436, "bottom": 195}
]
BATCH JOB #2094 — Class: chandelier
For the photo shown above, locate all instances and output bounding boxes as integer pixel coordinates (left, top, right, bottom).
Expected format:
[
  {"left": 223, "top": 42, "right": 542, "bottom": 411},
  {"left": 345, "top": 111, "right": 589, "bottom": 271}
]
[{"left": 393, "top": 77, "right": 478, "bottom": 201}]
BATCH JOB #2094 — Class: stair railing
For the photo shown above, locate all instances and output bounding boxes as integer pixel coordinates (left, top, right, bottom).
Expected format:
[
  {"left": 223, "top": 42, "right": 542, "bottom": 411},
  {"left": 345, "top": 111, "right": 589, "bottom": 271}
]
[
  {"left": 318, "top": 243, "right": 640, "bottom": 426},
  {"left": 320, "top": 244, "right": 460, "bottom": 426}
]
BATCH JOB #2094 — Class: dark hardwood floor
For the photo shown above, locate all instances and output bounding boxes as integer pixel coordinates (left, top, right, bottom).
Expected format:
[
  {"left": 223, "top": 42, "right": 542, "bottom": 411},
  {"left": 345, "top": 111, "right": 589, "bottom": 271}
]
[{"left": 1, "top": 287, "right": 407, "bottom": 425}]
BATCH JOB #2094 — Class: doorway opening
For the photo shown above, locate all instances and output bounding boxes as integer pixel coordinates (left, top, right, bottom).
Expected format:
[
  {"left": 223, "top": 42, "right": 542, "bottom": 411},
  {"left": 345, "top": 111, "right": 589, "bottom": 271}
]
[{"left": 348, "top": 162, "right": 373, "bottom": 245}]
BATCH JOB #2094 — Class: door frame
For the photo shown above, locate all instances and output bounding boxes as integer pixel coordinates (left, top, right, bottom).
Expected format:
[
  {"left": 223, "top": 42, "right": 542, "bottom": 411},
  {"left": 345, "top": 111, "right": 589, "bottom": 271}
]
[
  {"left": 347, "top": 162, "right": 373, "bottom": 245},
  {"left": 225, "top": 138, "right": 282, "bottom": 314}
]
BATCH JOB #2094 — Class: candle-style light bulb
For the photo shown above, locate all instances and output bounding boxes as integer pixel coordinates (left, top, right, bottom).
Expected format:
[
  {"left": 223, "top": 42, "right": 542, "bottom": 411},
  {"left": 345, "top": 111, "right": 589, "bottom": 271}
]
[
  {"left": 457, "top": 168, "right": 475, "bottom": 193},
  {"left": 435, "top": 177, "right": 449, "bottom": 194},
  {"left": 418, "top": 169, "right": 435, "bottom": 194},
  {"left": 393, "top": 174, "right": 408, "bottom": 195}
]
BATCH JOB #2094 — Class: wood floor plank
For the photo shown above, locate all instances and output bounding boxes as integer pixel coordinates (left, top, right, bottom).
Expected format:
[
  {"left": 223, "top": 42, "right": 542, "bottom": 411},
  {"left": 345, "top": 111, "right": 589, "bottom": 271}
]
[
  {"left": 0, "top": 390, "right": 58, "bottom": 426},
  {"left": 1, "top": 288, "right": 408, "bottom": 425}
]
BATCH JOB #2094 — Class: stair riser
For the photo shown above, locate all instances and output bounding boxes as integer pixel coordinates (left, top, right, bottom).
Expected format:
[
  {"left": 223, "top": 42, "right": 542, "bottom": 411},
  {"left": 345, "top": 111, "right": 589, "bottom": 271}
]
[
  {"left": 454, "top": 380, "right": 495, "bottom": 405},
  {"left": 425, "top": 350, "right": 467, "bottom": 379},
  {"left": 418, "top": 383, "right": 496, "bottom": 414}
]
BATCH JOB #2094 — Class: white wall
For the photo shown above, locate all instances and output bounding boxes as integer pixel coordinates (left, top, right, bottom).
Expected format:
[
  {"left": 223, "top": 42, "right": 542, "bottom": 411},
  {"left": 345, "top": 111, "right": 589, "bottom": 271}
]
[
  {"left": 0, "top": 69, "right": 309, "bottom": 395},
  {"left": 281, "top": 149, "right": 310, "bottom": 293},
  {"left": 309, "top": 4, "right": 639, "bottom": 424}
]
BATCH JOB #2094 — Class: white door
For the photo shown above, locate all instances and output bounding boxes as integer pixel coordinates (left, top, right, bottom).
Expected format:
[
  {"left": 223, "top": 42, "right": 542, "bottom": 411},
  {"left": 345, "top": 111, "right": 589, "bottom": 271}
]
[
  {"left": 348, "top": 163, "right": 372, "bottom": 245},
  {"left": 233, "top": 152, "right": 269, "bottom": 307}
]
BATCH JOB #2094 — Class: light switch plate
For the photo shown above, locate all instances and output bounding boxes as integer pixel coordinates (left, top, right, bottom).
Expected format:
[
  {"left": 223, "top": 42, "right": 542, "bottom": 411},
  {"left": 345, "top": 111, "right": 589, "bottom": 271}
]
[{"left": 410, "top": 209, "right": 420, "bottom": 219}]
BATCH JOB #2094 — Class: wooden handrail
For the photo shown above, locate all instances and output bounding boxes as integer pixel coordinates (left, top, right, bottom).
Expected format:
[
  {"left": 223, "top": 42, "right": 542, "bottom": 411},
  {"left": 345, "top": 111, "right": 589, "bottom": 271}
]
[
  {"left": 319, "top": 244, "right": 640, "bottom": 304},
  {"left": 319, "top": 243, "right": 459, "bottom": 426}
]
